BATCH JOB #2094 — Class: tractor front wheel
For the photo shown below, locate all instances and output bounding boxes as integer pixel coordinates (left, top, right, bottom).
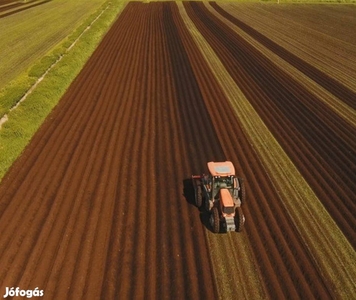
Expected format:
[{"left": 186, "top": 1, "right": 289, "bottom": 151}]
[{"left": 210, "top": 207, "right": 220, "bottom": 233}]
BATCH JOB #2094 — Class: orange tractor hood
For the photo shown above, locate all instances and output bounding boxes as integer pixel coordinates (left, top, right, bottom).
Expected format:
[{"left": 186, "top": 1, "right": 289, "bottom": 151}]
[{"left": 220, "top": 188, "right": 234, "bottom": 208}]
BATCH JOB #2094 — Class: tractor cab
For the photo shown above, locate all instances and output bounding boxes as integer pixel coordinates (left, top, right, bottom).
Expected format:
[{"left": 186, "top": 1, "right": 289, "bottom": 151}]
[
  {"left": 207, "top": 161, "right": 239, "bottom": 201},
  {"left": 208, "top": 161, "right": 235, "bottom": 199}
]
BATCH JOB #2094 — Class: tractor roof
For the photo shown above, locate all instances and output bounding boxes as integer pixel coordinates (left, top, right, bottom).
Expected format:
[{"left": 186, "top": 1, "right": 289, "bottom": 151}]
[{"left": 207, "top": 161, "right": 235, "bottom": 176}]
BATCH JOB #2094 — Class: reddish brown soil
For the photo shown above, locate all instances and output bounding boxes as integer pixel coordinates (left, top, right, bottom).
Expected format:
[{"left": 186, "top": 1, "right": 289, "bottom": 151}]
[{"left": 0, "top": 2, "right": 354, "bottom": 299}]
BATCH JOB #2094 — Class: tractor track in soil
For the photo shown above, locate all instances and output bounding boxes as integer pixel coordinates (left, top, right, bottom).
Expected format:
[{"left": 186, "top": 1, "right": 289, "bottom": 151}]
[{"left": 0, "top": 2, "right": 354, "bottom": 299}]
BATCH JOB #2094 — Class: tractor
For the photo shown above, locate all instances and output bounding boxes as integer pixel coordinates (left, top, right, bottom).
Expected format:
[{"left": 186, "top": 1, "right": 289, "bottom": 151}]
[{"left": 192, "top": 161, "right": 245, "bottom": 233}]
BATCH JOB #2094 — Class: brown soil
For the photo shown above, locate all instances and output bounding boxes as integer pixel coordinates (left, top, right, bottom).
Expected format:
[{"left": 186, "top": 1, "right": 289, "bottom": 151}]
[{"left": 0, "top": 2, "right": 354, "bottom": 299}]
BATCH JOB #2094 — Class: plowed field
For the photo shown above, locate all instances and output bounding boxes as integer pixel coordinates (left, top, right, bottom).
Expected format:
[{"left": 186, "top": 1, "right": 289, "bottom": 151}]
[{"left": 0, "top": 2, "right": 355, "bottom": 299}]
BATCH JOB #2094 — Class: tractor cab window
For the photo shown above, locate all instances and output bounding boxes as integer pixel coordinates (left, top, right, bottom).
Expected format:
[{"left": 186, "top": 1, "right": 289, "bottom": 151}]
[{"left": 223, "top": 206, "right": 234, "bottom": 215}]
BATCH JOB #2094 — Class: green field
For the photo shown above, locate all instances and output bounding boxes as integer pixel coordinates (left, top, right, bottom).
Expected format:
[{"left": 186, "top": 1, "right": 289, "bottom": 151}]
[
  {"left": 0, "top": 0, "right": 107, "bottom": 90},
  {"left": 0, "top": 0, "right": 126, "bottom": 180}
]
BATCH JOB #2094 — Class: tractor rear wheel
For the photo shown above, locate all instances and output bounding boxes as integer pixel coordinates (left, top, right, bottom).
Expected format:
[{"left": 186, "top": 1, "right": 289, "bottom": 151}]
[
  {"left": 210, "top": 207, "right": 220, "bottom": 233},
  {"left": 235, "top": 207, "right": 245, "bottom": 232},
  {"left": 195, "top": 185, "right": 202, "bottom": 207},
  {"left": 238, "top": 178, "right": 246, "bottom": 204},
  {"left": 204, "top": 197, "right": 211, "bottom": 212}
]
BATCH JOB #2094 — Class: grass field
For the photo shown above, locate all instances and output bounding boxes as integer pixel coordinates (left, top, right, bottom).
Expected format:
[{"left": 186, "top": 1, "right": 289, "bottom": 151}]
[{"left": 0, "top": 0, "right": 107, "bottom": 90}]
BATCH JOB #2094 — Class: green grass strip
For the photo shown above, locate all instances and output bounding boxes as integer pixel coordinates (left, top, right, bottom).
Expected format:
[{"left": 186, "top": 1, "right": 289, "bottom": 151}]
[
  {"left": 0, "top": 0, "right": 109, "bottom": 90},
  {"left": 0, "top": 0, "right": 126, "bottom": 181}
]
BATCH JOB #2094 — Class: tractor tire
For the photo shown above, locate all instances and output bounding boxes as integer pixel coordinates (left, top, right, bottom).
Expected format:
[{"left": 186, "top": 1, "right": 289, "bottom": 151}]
[
  {"left": 238, "top": 178, "right": 246, "bottom": 204},
  {"left": 195, "top": 185, "right": 203, "bottom": 208},
  {"left": 204, "top": 197, "right": 211, "bottom": 212},
  {"left": 210, "top": 207, "right": 220, "bottom": 233},
  {"left": 235, "top": 207, "right": 245, "bottom": 232}
]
